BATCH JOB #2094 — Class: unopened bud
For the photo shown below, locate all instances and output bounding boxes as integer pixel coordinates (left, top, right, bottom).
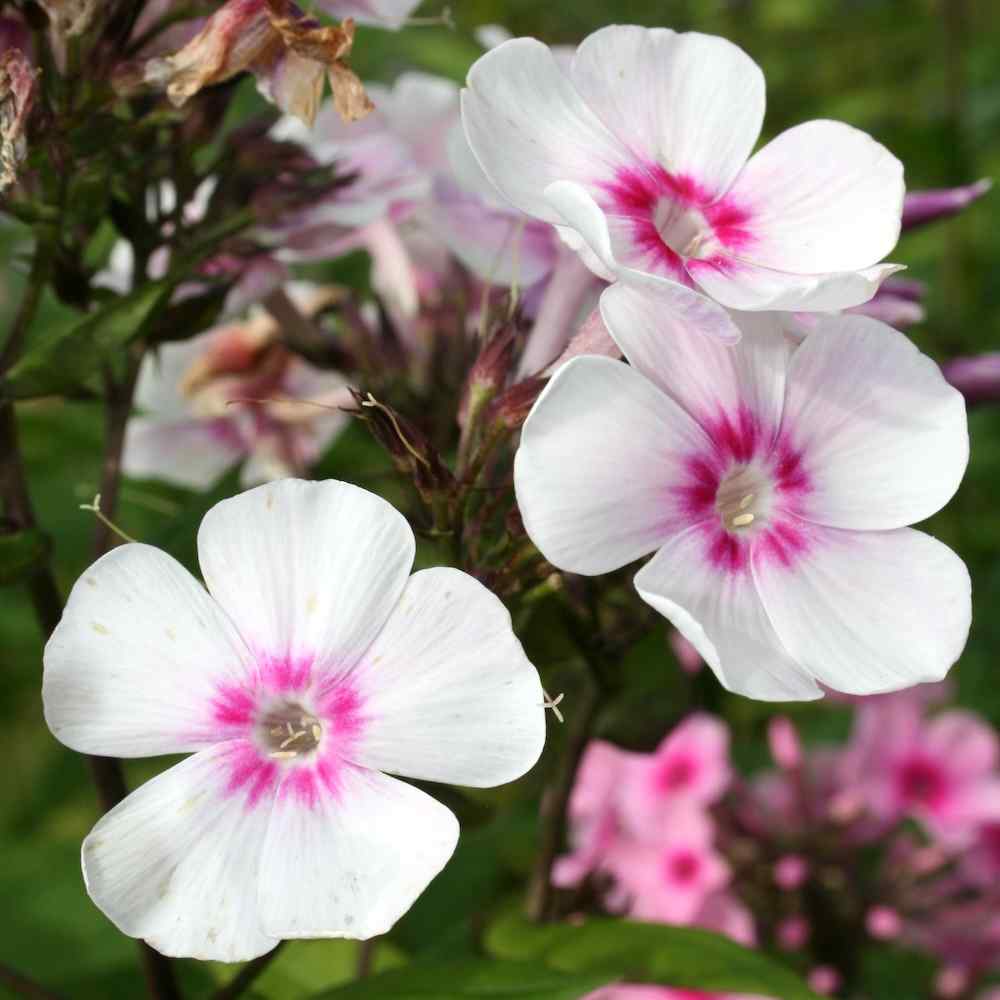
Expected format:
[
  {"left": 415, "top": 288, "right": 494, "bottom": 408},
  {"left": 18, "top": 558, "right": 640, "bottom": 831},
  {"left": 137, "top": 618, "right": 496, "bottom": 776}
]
[
  {"left": 866, "top": 905, "right": 902, "bottom": 940},
  {"left": 0, "top": 37, "right": 36, "bottom": 193},
  {"left": 902, "top": 179, "right": 992, "bottom": 231},
  {"left": 776, "top": 915, "right": 810, "bottom": 951},
  {"left": 941, "top": 352, "right": 1000, "bottom": 407},
  {"left": 486, "top": 376, "right": 546, "bottom": 430},
  {"left": 669, "top": 629, "right": 703, "bottom": 674},
  {"left": 935, "top": 965, "right": 969, "bottom": 999},
  {"left": 774, "top": 854, "right": 809, "bottom": 891},
  {"left": 767, "top": 715, "right": 802, "bottom": 771},
  {"left": 808, "top": 966, "right": 842, "bottom": 996},
  {"left": 459, "top": 322, "right": 518, "bottom": 428}
]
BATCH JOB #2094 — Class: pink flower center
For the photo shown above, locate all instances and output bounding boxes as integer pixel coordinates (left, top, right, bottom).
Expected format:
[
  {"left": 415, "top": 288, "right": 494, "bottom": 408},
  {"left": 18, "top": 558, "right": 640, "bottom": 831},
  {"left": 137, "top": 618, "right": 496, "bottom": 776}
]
[
  {"left": 665, "top": 848, "right": 702, "bottom": 886},
  {"left": 897, "top": 755, "right": 948, "bottom": 810},
  {"left": 656, "top": 753, "right": 698, "bottom": 792},
  {"left": 601, "top": 165, "right": 754, "bottom": 282}
]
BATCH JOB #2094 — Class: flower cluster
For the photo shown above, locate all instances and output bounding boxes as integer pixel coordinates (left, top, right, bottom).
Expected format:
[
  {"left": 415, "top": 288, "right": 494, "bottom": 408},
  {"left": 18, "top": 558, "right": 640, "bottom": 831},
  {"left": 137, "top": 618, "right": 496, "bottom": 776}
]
[
  {"left": 9, "top": 4, "right": 993, "bottom": 987},
  {"left": 560, "top": 688, "right": 1000, "bottom": 998}
]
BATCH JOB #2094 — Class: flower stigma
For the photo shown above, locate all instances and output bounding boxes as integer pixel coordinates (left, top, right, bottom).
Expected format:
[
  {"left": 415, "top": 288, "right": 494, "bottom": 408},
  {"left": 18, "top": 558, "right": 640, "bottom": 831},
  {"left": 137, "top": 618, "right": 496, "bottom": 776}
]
[{"left": 258, "top": 701, "right": 323, "bottom": 760}]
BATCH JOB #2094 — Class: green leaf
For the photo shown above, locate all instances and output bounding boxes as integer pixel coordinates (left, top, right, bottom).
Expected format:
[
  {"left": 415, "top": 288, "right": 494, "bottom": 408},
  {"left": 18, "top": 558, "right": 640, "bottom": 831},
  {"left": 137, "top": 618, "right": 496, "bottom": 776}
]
[
  {"left": 311, "top": 958, "right": 610, "bottom": 999},
  {"left": 0, "top": 528, "right": 51, "bottom": 586},
  {"left": 486, "top": 910, "right": 823, "bottom": 1000},
  {"left": 3, "top": 280, "right": 173, "bottom": 400}
]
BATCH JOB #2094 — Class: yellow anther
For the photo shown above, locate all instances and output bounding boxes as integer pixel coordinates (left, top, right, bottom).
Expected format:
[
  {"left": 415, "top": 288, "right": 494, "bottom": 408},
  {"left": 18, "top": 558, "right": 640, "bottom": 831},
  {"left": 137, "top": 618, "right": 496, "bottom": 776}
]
[
  {"left": 269, "top": 750, "right": 297, "bottom": 760},
  {"left": 731, "top": 512, "right": 755, "bottom": 528},
  {"left": 738, "top": 494, "right": 755, "bottom": 511}
]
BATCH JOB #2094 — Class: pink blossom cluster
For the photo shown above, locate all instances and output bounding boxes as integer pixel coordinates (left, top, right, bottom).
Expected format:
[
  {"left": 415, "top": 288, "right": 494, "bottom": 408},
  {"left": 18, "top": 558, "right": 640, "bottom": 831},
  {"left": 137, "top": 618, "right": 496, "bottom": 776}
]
[{"left": 560, "top": 689, "right": 1000, "bottom": 998}]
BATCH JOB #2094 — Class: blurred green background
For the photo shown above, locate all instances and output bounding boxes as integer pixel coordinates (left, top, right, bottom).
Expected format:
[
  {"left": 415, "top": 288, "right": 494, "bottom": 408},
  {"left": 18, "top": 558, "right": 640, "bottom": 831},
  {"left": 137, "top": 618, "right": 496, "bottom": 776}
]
[{"left": 2, "top": 0, "right": 999, "bottom": 996}]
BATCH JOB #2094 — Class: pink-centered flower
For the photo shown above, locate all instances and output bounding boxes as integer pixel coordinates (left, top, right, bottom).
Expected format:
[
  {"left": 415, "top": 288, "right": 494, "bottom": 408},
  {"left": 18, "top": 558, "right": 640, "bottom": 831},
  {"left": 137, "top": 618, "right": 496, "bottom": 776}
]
[
  {"left": 123, "top": 283, "right": 350, "bottom": 490},
  {"left": 620, "top": 713, "right": 730, "bottom": 837},
  {"left": 514, "top": 278, "right": 970, "bottom": 700},
  {"left": 609, "top": 808, "right": 731, "bottom": 925},
  {"left": 844, "top": 693, "right": 1000, "bottom": 843},
  {"left": 462, "top": 25, "right": 904, "bottom": 337},
  {"left": 42, "top": 479, "right": 546, "bottom": 960}
]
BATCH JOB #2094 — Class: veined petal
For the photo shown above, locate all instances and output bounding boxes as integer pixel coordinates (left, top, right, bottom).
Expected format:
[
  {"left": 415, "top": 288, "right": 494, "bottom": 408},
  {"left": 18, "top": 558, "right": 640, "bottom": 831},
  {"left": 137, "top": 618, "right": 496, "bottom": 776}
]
[
  {"left": 83, "top": 742, "right": 277, "bottom": 962},
  {"left": 754, "top": 526, "right": 970, "bottom": 695},
  {"left": 783, "top": 315, "right": 968, "bottom": 530},
  {"left": 259, "top": 765, "right": 458, "bottom": 940},
  {"left": 315, "top": 0, "right": 420, "bottom": 29},
  {"left": 600, "top": 277, "right": 789, "bottom": 434},
  {"left": 43, "top": 544, "right": 254, "bottom": 757},
  {"left": 726, "top": 120, "right": 904, "bottom": 274},
  {"left": 545, "top": 179, "right": 618, "bottom": 276},
  {"left": 571, "top": 27, "right": 764, "bottom": 200},
  {"left": 197, "top": 479, "right": 415, "bottom": 674},
  {"left": 514, "top": 356, "right": 711, "bottom": 575},
  {"left": 688, "top": 258, "right": 903, "bottom": 312},
  {"left": 348, "top": 568, "right": 545, "bottom": 787},
  {"left": 462, "top": 38, "right": 630, "bottom": 223},
  {"left": 635, "top": 528, "right": 822, "bottom": 702}
]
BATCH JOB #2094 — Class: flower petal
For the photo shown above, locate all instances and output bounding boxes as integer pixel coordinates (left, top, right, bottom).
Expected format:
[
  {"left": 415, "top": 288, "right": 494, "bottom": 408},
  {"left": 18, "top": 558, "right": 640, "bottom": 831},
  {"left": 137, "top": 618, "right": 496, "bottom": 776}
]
[
  {"left": 83, "top": 742, "right": 277, "bottom": 962},
  {"left": 688, "top": 258, "right": 904, "bottom": 312},
  {"left": 259, "top": 765, "right": 458, "bottom": 939},
  {"left": 570, "top": 27, "right": 764, "bottom": 199},
  {"left": 783, "top": 315, "right": 968, "bottom": 530},
  {"left": 462, "top": 38, "right": 629, "bottom": 222},
  {"left": 348, "top": 567, "right": 545, "bottom": 787},
  {"left": 599, "top": 277, "right": 788, "bottom": 432},
  {"left": 123, "top": 416, "right": 244, "bottom": 491},
  {"left": 43, "top": 544, "right": 254, "bottom": 756},
  {"left": 514, "top": 356, "right": 710, "bottom": 575},
  {"left": 634, "top": 528, "right": 822, "bottom": 701},
  {"left": 726, "top": 120, "right": 904, "bottom": 274},
  {"left": 754, "top": 525, "right": 971, "bottom": 695},
  {"left": 197, "top": 479, "right": 415, "bottom": 668}
]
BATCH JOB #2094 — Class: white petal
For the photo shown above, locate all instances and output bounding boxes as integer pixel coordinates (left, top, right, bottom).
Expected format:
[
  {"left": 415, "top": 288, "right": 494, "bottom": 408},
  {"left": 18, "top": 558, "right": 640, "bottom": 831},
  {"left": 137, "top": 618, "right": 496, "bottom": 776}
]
[
  {"left": 123, "top": 416, "right": 243, "bottom": 491},
  {"left": 83, "top": 742, "right": 277, "bottom": 962},
  {"left": 635, "top": 529, "right": 822, "bottom": 701},
  {"left": 349, "top": 568, "right": 546, "bottom": 787},
  {"left": 316, "top": 0, "right": 420, "bottom": 28},
  {"left": 688, "top": 258, "right": 904, "bottom": 312},
  {"left": 545, "top": 179, "right": 618, "bottom": 276},
  {"left": 571, "top": 27, "right": 764, "bottom": 199},
  {"left": 43, "top": 545, "right": 254, "bottom": 757},
  {"left": 726, "top": 120, "right": 904, "bottom": 274},
  {"left": 514, "top": 356, "right": 711, "bottom": 575},
  {"left": 259, "top": 765, "right": 458, "bottom": 940},
  {"left": 461, "top": 38, "right": 629, "bottom": 222},
  {"left": 599, "top": 277, "right": 790, "bottom": 433},
  {"left": 755, "top": 526, "right": 970, "bottom": 695},
  {"left": 197, "top": 480, "right": 415, "bottom": 668},
  {"left": 783, "top": 315, "right": 968, "bottom": 530}
]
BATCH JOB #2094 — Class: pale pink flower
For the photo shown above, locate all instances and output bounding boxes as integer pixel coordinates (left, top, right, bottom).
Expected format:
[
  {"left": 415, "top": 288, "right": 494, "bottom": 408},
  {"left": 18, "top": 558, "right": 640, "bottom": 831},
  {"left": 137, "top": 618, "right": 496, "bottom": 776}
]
[
  {"left": 609, "top": 809, "right": 731, "bottom": 925},
  {"left": 123, "top": 284, "right": 352, "bottom": 489},
  {"left": 314, "top": 0, "right": 421, "bottom": 28},
  {"left": 42, "top": 479, "right": 546, "bottom": 960},
  {"left": 767, "top": 716, "right": 802, "bottom": 771},
  {"left": 514, "top": 279, "right": 970, "bottom": 700},
  {"left": 463, "top": 25, "right": 904, "bottom": 336},
  {"left": 845, "top": 693, "right": 1000, "bottom": 843},
  {"left": 620, "top": 714, "right": 730, "bottom": 837},
  {"left": 553, "top": 739, "right": 633, "bottom": 888}
]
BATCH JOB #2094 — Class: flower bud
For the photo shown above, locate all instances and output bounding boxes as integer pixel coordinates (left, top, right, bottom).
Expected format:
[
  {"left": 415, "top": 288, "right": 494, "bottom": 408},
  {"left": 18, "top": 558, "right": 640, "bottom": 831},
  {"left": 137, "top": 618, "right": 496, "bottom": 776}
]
[
  {"left": 38, "top": 0, "right": 100, "bottom": 38},
  {"left": 808, "top": 966, "right": 842, "bottom": 996},
  {"left": 776, "top": 915, "right": 810, "bottom": 950},
  {"left": 941, "top": 353, "right": 1000, "bottom": 407},
  {"left": 866, "top": 905, "right": 903, "bottom": 940},
  {"left": 902, "top": 179, "right": 992, "bottom": 231},
  {"left": 774, "top": 854, "right": 809, "bottom": 891},
  {"left": 767, "top": 715, "right": 802, "bottom": 771},
  {"left": 458, "top": 321, "right": 518, "bottom": 428},
  {"left": 486, "top": 376, "right": 546, "bottom": 431}
]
